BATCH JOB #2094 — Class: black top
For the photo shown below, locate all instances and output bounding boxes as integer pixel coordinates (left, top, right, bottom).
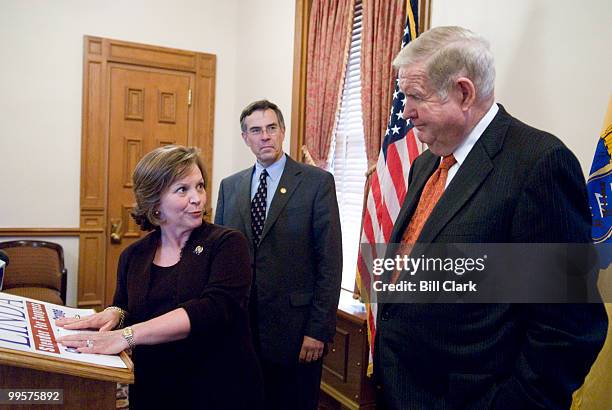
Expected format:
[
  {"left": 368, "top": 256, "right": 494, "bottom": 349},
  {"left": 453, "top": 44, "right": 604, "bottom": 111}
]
[
  {"left": 148, "top": 263, "right": 177, "bottom": 316},
  {"left": 113, "top": 223, "right": 264, "bottom": 409}
]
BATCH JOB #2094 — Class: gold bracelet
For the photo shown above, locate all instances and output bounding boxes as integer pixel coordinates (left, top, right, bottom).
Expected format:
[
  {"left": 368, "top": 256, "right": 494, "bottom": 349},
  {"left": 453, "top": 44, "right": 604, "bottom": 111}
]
[{"left": 104, "top": 306, "right": 126, "bottom": 329}]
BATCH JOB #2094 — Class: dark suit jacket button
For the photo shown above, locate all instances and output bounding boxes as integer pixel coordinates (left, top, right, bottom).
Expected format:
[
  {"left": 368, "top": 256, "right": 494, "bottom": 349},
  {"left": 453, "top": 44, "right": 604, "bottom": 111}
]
[{"left": 381, "top": 311, "right": 390, "bottom": 321}]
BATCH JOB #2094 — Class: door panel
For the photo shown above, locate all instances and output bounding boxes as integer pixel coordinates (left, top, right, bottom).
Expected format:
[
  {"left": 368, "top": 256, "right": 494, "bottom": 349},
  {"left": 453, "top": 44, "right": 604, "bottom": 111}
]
[{"left": 106, "top": 64, "right": 193, "bottom": 305}]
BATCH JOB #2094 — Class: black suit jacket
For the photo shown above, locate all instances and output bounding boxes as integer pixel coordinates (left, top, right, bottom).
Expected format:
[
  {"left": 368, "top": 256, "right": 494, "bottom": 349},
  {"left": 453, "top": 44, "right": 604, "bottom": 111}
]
[
  {"left": 112, "top": 223, "right": 263, "bottom": 409},
  {"left": 374, "top": 105, "right": 608, "bottom": 409},
  {"left": 215, "top": 155, "right": 342, "bottom": 364}
]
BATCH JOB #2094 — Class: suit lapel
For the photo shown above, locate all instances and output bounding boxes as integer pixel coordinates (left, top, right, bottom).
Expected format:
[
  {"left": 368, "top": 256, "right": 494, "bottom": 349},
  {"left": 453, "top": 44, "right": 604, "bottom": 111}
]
[
  {"left": 417, "top": 105, "right": 510, "bottom": 243},
  {"left": 259, "top": 156, "right": 302, "bottom": 243},
  {"left": 417, "top": 144, "right": 493, "bottom": 243},
  {"left": 237, "top": 167, "right": 255, "bottom": 244}
]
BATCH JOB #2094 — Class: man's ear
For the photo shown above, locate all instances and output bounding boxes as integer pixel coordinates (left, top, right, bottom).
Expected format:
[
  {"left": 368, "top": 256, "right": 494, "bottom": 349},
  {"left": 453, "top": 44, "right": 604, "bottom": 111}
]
[
  {"left": 456, "top": 77, "right": 476, "bottom": 111},
  {"left": 241, "top": 132, "right": 248, "bottom": 145}
]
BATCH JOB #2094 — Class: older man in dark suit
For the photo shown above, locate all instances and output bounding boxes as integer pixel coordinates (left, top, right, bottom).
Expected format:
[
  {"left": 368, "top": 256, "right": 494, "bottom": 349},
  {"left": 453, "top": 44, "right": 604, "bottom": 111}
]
[
  {"left": 374, "top": 26, "right": 608, "bottom": 409},
  {"left": 215, "top": 100, "right": 342, "bottom": 410}
]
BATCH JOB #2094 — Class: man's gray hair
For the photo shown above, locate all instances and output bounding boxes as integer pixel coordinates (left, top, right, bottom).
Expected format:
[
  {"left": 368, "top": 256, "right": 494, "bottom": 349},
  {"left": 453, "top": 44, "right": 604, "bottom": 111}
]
[
  {"left": 240, "top": 99, "right": 286, "bottom": 133},
  {"left": 393, "top": 26, "right": 495, "bottom": 101}
]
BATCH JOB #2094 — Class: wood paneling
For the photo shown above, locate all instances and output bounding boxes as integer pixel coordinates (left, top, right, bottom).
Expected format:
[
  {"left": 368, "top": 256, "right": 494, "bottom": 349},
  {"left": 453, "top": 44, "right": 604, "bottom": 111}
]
[
  {"left": 121, "top": 205, "right": 139, "bottom": 239},
  {"left": 79, "top": 36, "right": 216, "bottom": 309},
  {"left": 325, "top": 327, "right": 350, "bottom": 382},
  {"left": 290, "top": 0, "right": 311, "bottom": 162},
  {"left": 322, "top": 309, "right": 375, "bottom": 409},
  {"left": 122, "top": 137, "right": 142, "bottom": 188},
  {"left": 108, "top": 41, "right": 197, "bottom": 71},
  {"left": 194, "top": 54, "right": 216, "bottom": 218},
  {"left": 77, "top": 233, "right": 104, "bottom": 306},
  {"left": 158, "top": 91, "right": 177, "bottom": 123},
  {"left": 80, "top": 212, "right": 104, "bottom": 233},
  {"left": 82, "top": 60, "right": 106, "bottom": 208},
  {"left": 124, "top": 88, "right": 145, "bottom": 120},
  {"left": 0, "top": 349, "right": 133, "bottom": 384}
]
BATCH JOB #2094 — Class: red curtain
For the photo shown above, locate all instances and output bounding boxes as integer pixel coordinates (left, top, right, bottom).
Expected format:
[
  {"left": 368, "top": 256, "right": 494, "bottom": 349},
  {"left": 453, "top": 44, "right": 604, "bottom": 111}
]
[
  {"left": 360, "top": 0, "right": 405, "bottom": 169},
  {"left": 304, "top": 0, "right": 355, "bottom": 168}
]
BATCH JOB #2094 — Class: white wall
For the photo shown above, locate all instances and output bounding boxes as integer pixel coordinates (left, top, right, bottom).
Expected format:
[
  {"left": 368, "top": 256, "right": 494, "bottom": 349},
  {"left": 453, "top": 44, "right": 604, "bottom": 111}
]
[
  {"left": 0, "top": 0, "right": 295, "bottom": 306},
  {"left": 228, "top": 0, "right": 296, "bottom": 174},
  {"left": 430, "top": 0, "right": 612, "bottom": 177}
]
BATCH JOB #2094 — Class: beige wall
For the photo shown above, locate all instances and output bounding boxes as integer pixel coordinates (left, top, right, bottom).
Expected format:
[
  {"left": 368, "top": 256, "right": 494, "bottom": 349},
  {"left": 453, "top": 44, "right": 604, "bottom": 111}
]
[
  {"left": 219, "top": 0, "right": 296, "bottom": 191},
  {"left": 431, "top": 0, "right": 612, "bottom": 177}
]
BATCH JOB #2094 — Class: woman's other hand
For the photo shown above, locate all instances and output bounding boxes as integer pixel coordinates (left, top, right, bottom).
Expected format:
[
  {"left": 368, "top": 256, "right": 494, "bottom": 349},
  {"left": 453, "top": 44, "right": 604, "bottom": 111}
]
[{"left": 55, "top": 308, "right": 121, "bottom": 332}]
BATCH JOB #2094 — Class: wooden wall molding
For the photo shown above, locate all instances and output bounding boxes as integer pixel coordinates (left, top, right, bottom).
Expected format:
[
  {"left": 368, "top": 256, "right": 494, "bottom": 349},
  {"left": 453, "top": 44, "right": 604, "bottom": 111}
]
[
  {"left": 290, "top": 0, "right": 311, "bottom": 162},
  {"left": 79, "top": 36, "right": 216, "bottom": 310},
  {"left": 108, "top": 40, "right": 197, "bottom": 71}
]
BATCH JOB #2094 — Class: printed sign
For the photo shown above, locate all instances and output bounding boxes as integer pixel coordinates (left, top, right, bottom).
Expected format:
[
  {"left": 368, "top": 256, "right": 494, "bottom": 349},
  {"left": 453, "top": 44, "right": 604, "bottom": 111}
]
[{"left": 0, "top": 292, "right": 127, "bottom": 368}]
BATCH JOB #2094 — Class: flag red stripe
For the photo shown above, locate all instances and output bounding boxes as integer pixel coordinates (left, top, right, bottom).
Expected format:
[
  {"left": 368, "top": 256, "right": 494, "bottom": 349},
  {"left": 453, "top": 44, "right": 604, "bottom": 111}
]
[
  {"left": 371, "top": 171, "right": 395, "bottom": 241},
  {"left": 386, "top": 142, "right": 407, "bottom": 204},
  {"left": 406, "top": 128, "right": 419, "bottom": 165}
]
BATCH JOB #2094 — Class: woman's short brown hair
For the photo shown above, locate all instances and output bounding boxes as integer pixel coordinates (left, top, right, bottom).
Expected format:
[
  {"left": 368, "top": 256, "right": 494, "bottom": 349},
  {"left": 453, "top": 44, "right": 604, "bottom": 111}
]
[{"left": 131, "top": 145, "right": 207, "bottom": 231}]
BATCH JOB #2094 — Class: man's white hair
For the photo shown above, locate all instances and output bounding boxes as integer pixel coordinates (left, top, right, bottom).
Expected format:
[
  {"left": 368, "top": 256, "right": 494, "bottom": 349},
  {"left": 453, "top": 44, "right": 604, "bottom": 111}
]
[{"left": 393, "top": 26, "right": 495, "bottom": 101}]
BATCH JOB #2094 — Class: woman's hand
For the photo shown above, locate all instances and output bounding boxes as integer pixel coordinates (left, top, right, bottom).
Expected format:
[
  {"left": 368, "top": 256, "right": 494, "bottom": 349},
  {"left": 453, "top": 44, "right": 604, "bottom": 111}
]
[
  {"left": 55, "top": 309, "right": 121, "bottom": 332},
  {"left": 57, "top": 330, "right": 129, "bottom": 355}
]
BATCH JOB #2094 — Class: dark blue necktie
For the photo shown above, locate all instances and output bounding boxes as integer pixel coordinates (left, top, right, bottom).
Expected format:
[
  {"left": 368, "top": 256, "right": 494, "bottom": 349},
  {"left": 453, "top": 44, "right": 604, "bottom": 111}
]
[{"left": 251, "top": 169, "right": 268, "bottom": 247}]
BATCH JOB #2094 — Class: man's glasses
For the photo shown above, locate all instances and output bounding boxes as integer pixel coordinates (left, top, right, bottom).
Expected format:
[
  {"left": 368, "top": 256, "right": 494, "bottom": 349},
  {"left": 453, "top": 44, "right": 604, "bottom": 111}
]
[{"left": 246, "top": 124, "right": 280, "bottom": 137}]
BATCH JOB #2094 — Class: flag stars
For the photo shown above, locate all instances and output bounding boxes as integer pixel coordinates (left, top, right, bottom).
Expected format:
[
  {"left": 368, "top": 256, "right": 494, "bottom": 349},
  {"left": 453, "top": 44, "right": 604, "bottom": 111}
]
[{"left": 391, "top": 125, "right": 401, "bottom": 135}]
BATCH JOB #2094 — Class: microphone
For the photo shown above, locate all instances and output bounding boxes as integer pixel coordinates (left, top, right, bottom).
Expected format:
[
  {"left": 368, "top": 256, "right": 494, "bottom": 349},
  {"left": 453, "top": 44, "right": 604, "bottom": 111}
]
[
  {"left": 0, "top": 250, "right": 9, "bottom": 266},
  {"left": 0, "top": 249, "right": 7, "bottom": 291}
]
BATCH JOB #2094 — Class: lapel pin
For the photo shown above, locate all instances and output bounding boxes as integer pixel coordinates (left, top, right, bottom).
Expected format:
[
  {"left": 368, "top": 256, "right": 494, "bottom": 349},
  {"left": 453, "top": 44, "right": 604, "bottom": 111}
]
[
  {"left": 194, "top": 245, "right": 204, "bottom": 255},
  {"left": 280, "top": 187, "right": 287, "bottom": 194}
]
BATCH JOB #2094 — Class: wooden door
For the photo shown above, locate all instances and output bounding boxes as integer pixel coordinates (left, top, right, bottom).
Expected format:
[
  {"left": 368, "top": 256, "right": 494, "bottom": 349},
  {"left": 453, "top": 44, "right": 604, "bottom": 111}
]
[
  {"left": 105, "top": 64, "right": 193, "bottom": 304},
  {"left": 79, "top": 37, "right": 216, "bottom": 310}
]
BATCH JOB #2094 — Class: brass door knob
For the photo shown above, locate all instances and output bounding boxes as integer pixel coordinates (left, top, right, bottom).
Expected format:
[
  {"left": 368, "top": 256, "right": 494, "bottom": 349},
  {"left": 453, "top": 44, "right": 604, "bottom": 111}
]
[{"left": 110, "top": 220, "right": 123, "bottom": 244}]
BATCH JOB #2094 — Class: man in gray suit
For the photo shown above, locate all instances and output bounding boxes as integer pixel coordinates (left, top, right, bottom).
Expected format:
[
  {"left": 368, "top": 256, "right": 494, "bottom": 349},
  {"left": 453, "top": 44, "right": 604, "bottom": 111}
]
[
  {"left": 215, "top": 100, "right": 342, "bottom": 410},
  {"left": 374, "top": 26, "right": 607, "bottom": 409}
]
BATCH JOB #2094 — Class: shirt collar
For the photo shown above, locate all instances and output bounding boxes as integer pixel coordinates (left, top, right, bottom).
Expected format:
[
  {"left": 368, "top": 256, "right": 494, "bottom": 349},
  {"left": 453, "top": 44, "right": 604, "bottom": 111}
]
[
  {"left": 452, "top": 103, "right": 499, "bottom": 166},
  {"left": 255, "top": 153, "right": 286, "bottom": 182}
]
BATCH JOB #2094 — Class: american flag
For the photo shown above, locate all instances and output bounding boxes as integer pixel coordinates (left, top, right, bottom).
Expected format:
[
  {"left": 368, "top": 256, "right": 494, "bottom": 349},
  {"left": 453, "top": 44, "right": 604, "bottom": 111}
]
[{"left": 356, "top": 0, "right": 421, "bottom": 376}]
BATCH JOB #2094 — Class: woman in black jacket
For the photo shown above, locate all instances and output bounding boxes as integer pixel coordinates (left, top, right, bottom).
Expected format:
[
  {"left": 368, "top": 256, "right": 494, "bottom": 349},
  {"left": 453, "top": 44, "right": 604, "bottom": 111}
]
[{"left": 57, "top": 145, "right": 263, "bottom": 409}]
